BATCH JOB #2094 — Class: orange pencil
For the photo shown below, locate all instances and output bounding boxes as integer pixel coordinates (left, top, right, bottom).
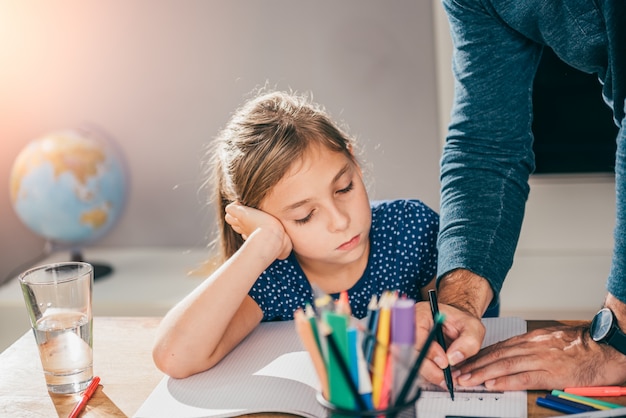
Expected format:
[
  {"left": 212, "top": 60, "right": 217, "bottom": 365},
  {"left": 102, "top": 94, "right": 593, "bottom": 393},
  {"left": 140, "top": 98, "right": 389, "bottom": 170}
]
[
  {"left": 336, "top": 290, "right": 351, "bottom": 316},
  {"left": 294, "top": 309, "right": 330, "bottom": 400},
  {"left": 378, "top": 352, "right": 394, "bottom": 410}
]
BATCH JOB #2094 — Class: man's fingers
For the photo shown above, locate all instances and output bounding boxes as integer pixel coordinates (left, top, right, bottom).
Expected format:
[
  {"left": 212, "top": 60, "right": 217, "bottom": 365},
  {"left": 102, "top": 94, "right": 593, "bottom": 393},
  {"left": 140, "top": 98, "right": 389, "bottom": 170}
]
[
  {"left": 482, "top": 371, "right": 549, "bottom": 391},
  {"left": 457, "top": 352, "right": 530, "bottom": 387},
  {"left": 444, "top": 327, "right": 484, "bottom": 367},
  {"left": 417, "top": 357, "right": 446, "bottom": 388}
]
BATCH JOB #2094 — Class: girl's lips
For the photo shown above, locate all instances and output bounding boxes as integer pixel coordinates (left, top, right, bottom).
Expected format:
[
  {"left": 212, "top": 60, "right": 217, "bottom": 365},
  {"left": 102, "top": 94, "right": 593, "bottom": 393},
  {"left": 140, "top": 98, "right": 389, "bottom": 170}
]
[{"left": 337, "top": 234, "right": 360, "bottom": 251}]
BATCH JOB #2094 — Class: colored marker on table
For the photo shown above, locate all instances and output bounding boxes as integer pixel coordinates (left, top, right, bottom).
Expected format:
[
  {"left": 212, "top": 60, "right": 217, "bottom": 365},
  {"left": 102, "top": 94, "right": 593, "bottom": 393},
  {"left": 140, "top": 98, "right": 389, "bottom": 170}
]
[
  {"left": 565, "top": 386, "right": 626, "bottom": 397},
  {"left": 537, "top": 395, "right": 594, "bottom": 415},
  {"left": 538, "top": 394, "right": 600, "bottom": 414},
  {"left": 552, "top": 389, "right": 624, "bottom": 410}
]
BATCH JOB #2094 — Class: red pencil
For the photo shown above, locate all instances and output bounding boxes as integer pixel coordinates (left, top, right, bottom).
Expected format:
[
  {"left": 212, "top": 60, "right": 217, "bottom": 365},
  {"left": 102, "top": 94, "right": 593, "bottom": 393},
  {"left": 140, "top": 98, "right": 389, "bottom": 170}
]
[{"left": 68, "top": 376, "right": 101, "bottom": 418}]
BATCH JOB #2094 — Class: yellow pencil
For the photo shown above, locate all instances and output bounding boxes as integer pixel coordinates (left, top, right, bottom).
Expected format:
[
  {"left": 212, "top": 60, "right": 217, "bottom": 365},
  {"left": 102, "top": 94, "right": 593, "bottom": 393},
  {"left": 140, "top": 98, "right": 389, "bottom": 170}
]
[{"left": 371, "top": 292, "right": 395, "bottom": 407}]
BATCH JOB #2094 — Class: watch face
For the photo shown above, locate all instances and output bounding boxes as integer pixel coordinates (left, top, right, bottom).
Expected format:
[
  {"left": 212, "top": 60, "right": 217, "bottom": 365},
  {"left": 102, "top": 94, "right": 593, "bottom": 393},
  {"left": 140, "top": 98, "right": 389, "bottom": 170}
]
[{"left": 591, "top": 308, "right": 613, "bottom": 341}]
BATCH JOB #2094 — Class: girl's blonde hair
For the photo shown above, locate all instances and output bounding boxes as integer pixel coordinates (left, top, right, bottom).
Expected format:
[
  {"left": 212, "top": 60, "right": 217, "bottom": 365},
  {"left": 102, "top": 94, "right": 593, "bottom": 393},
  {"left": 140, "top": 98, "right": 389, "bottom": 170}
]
[{"left": 206, "top": 89, "right": 358, "bottom": 263}]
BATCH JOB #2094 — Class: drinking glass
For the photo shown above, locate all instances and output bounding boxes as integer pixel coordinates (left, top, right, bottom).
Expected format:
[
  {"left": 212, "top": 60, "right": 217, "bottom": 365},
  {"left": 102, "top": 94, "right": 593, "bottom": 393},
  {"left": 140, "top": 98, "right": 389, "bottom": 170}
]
[{"left": 19, "top": 262, "right": 94, "bottom": 394}]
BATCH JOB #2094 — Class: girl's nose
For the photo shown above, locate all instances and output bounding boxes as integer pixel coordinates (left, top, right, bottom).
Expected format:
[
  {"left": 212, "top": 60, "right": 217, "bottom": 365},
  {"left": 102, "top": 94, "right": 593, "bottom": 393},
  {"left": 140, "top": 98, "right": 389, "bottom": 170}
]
[{"left": 328, "top": 204, "right": 349, "bottom": 232}]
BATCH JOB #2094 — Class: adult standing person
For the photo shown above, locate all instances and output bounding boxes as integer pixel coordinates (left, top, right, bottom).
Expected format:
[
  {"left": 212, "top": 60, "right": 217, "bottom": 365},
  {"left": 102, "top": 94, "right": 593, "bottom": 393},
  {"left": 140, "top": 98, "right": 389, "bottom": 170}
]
[{"left": 418, "top": 0, "right": 626, "bottom": 390}]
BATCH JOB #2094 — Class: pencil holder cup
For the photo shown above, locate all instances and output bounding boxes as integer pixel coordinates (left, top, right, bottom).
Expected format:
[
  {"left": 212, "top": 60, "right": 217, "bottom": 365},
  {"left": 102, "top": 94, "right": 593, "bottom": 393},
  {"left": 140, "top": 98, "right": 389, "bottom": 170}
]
[{"left": 316, "top": 389, "right": 421, "bottom": 418}]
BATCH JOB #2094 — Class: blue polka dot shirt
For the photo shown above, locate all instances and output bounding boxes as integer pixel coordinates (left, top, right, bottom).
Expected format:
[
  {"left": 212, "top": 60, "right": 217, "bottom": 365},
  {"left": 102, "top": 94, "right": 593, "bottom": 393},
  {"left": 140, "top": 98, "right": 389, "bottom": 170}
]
[{"left": 248, "top": 199, "right": 439, "bottom": 321}]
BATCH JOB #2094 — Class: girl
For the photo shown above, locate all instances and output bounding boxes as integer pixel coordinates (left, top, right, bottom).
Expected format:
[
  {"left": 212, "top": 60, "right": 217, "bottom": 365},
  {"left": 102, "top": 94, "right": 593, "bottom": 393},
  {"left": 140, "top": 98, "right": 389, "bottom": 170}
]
[{"left": 153, "top": 90, "right": 439, "bottom": 378}]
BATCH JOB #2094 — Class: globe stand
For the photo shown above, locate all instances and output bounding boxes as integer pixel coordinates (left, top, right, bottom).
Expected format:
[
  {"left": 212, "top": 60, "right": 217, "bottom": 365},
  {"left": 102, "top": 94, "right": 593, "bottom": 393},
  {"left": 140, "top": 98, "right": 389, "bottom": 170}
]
[{"left": 70, "top": 250, "right": 113, "bottom": 281}]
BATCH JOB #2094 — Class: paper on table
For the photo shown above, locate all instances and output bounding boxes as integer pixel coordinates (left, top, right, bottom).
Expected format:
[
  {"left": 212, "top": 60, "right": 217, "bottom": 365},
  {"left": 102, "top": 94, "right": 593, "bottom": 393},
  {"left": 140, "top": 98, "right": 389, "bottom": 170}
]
[
  {"left": 135, "top": 317, "right": 527, "bottom": 418},
  {"left": 134, "top": 321, "right": 325, "bottom": 418},
  {"left": 417, "top": 317, "right": 528, "bottom": 418}
]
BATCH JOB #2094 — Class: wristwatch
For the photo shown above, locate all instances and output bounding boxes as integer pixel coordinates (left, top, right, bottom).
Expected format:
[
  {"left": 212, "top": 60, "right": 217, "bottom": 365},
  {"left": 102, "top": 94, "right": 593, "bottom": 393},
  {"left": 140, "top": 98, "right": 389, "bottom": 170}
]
[{"left": 590, "top": 307, "right": 626, "bottom": 356}]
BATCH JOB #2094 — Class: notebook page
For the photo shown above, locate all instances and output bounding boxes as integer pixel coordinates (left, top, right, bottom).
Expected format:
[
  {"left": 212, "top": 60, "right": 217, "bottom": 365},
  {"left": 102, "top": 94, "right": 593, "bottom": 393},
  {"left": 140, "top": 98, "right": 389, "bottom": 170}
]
[
  {"left": 417, "top": 317, "right": 528, "bottom": 418},
  {"left": 134, "top": 321, "right": 324, "bottom": 418}
]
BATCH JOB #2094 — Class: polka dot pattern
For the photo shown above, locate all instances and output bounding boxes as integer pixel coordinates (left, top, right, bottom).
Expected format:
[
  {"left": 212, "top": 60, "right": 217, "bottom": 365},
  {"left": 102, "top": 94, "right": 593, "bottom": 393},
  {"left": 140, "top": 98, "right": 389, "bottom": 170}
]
[{"left": 248, "top": 199, "right": 439, "bottom": 321}]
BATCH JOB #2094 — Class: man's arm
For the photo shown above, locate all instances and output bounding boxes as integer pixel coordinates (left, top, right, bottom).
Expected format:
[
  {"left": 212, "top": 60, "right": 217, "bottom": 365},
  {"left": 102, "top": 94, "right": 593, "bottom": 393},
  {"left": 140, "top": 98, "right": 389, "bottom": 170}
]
[{"left": 438, "top": 269, "right": 494, "bottom": 320}]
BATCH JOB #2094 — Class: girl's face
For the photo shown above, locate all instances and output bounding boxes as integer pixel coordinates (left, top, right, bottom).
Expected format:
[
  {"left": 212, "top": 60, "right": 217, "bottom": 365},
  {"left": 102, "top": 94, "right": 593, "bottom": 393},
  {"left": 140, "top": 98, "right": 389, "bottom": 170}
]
[{"left": 260, "top": 143, "right": 371, "bottom": 271}]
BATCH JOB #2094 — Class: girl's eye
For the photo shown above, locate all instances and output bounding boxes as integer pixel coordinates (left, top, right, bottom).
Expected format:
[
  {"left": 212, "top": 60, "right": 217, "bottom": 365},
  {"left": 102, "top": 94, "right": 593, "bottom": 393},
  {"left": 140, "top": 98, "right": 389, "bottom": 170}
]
[
  {"left": 337, "top": 181, "right": 354, "bottom": 194},
  {"left": 293, "top": 181, "right": 353, "bottom": 225},
  {"left": 295, "top": 212, "right": 313, "bottom": 225}
]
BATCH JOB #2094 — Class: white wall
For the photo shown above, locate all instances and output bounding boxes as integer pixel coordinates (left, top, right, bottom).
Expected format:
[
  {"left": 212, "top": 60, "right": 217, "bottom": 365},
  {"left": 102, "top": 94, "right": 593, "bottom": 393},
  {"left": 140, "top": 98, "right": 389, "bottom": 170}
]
[{"left": 0, "top": 1, "right": 441, "bottom": 281}]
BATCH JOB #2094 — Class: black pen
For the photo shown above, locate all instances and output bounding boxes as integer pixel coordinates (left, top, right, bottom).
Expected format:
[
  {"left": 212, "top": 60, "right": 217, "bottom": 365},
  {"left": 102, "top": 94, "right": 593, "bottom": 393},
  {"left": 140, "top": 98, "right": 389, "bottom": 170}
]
[{"left": 429, "top": 289, "right": 455, "bottom": 401}]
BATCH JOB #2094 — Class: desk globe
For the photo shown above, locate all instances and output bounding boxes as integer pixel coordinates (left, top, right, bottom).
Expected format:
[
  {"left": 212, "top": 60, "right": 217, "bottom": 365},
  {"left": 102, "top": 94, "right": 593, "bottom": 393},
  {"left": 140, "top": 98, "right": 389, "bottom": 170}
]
[{"left": 9, "top": 127, "right": 127, "bottom": 279}]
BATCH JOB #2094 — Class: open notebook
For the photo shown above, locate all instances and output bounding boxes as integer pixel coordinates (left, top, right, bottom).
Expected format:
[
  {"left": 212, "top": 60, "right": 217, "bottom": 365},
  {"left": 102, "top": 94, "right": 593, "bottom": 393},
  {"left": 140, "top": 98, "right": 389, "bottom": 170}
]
[
  {"left": 134, "top": 317, "right": 527, "bottom": 418},
  {"left": 417, "top": 317, "right": 527, "bottom": 418}
]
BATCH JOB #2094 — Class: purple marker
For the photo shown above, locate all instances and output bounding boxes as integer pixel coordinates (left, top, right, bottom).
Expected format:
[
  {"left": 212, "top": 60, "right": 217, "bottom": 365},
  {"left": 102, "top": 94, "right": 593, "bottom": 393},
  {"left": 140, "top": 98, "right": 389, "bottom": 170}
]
[{"left": 390, "top": 297, "right": 416, "bottom": 404}]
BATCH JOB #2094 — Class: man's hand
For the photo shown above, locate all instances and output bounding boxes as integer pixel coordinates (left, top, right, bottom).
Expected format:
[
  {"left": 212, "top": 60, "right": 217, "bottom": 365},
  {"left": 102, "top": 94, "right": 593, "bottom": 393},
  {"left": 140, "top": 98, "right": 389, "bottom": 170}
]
[
  {"left": 455, "top": 292, "right": 626, "bottom": 390},
  {"left": 415, "top": 269, "right": 493, "bottom": 387},
  {"left": 455, "top": 323, "right": 626, "bottom": 390},
  {"left": 225, "top": 202, "right": 293, "bottom": 259},
  {"left": 415, "top": 301, "right": 486, "bottom": 387}
]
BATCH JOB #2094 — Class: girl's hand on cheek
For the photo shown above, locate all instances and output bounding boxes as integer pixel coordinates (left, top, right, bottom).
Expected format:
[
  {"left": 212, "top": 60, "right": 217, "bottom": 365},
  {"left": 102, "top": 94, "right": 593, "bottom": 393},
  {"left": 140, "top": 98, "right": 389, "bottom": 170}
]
[{"left": 225, "top": 202, "right": 293, "bottom": 259}]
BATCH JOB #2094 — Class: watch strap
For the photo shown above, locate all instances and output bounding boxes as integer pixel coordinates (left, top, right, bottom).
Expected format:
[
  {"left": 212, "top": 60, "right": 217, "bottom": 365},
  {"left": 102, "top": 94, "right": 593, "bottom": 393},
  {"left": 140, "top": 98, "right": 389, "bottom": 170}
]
[{"left": 607, "top": 323, "right": 626, "bottom": 356}]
